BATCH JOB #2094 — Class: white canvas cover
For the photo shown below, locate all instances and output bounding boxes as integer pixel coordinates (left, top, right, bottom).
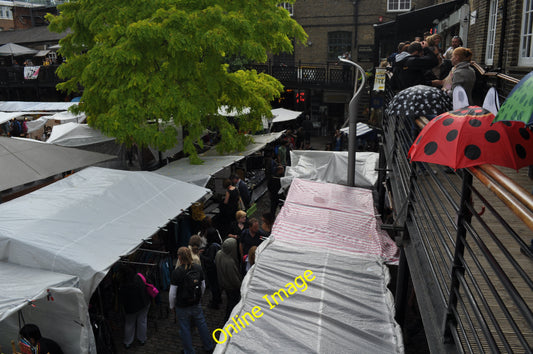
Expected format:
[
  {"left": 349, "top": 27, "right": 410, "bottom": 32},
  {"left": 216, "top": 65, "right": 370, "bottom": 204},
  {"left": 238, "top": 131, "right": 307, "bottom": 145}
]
[
  {"left": 0, "top": 263, "right": 94, "bottom": 353},
  {"left": 281, "top": 150, "right": 379, "bottom": 189},
  {"left": 340, "top": 122, "right": 375, "bottom": 136},
  {"left": 0, "top": 112, "right": 29, "bottom": 125},
  {"left": 0, "top": 167, "right": 210, "bottom": 301},
  {"left": 215, "top": 179, "right": 401, "bottom": 353},
  {"left": 271, "top": 108, "right": 302, "bottom": 123},
  {"left": 40, "top": 110, "right": 87, "bottom": 123},
  {"left": 0, "top": 136, "right": 116, "bottom": 192},
  {"left": 47, "top": 122, "right": 114, "bottom": 147},
  {"left": 156, "top": 155, "right": 241, "bottom": 187},
  {"left": 0, "top": 43, "right": 37, "bottom": 56},
  {"left": 0, "top": 101, "right": 78, "bottom": 112},
  {"left": 201, "top": 132, "right": 283, "bottom": 158},
  {"left": 217, "top": 106, "right": 251, "bottom": 116},
  {"left": 156, "top": 132, "right": 283, "bottom": 186}
]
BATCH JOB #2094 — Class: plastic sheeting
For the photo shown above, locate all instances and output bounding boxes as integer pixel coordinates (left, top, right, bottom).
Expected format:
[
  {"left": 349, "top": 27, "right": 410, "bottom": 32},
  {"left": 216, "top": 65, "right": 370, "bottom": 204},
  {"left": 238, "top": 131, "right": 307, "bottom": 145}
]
[
  {"left": 0, "top": 263, "right": 95, "bottom": 353},
  {"left": 156, "top": 155, "right": 241, "bottom": 187},
  {"left": 47, "top": 122, "right": 115, "bottom": 147},
  {"left": 0, "top": 136, "right": 116, "bottom": 192},
  {"left": 0, "top": 167, "right": 210, "bottom": 301},
  {"left": 281, "top": 150, "right": 379, "bottom": 190},
  {"left": 156, "top": 133, "right": 283, "bottom": 186},
  {"left": 215, "top": 179, "right": 402, "bottom": 353},
  {"left": 0, "top": 101, "right": 78, "bottom": 112},
  {"left": 340, "top": 122, "right": 375, "bottom": 136},
  {"left": 271, "top": 108, "right": 303, "bottom": 123},
  {"left": 40, "top": 110, "right": 87, "bottom": 123}
]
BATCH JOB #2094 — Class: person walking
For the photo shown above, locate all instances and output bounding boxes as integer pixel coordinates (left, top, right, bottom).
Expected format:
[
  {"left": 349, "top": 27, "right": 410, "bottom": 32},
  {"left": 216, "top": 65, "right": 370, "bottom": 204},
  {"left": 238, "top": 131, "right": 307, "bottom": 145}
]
[
  {"left": 118, "top": 265, "right": 151, "bottom": 349},
  {"left": 215, "top": 238, "right": 243, "bottom": 321},
  {"left": 169, "top": 247, "right": 214, "bottom": 354}
]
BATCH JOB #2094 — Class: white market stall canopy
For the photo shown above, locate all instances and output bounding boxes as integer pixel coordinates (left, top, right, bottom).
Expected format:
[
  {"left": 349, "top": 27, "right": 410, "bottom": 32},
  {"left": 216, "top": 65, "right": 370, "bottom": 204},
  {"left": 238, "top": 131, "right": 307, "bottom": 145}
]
[
  {"left": 155, "top": 132, "right": 283, "bottom": 186},
  {"left": 0, "top": 101, "right": 78, "bottom": 112},
  {"left": 0, "top": 263, "right": 94, "bottom": 353},
  {"left": 340, "top": 122, "right": 376, "bottom": 136},
  {"left": 0, "top": 167, "right": 211, "bottom": 301},
  {"left": 217, "top": 105, "right": 251, "bottom": 116},
  {"left": 47, "top": 122, "right": 115, "bottom": 147},
  {"left": 0, "top": 43, "right": 37, "bottom": 56},
  {"left": 215, "top": 179, "right": 401, "bottom": 353},
  {"left": 156, "top": 155, "right": 241, "bottom": 187},
  {"left": 0, "top": 136, "right": 115, "bottom": 192},
  {"left": 271, "top": 108, "right": 303, "bottom": 123},
  {"left": 40, "top": 110, "right": 87, "bottom": 123},
  {"left": 0, "top": 112, "right": 31, "bottom": 125},
  {"left": 201, "top": 132, "right": 283, "bottom": 158},
  {"left": 281, "top": 150, "right": 380, "bottom": 190}
]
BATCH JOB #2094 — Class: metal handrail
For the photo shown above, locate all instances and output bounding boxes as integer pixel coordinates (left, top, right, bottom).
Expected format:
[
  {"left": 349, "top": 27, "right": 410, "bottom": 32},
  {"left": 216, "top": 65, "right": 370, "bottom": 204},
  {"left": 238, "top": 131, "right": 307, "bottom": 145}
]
[{"left": 382, "top": 77, "right": 533, "bottom": 352}]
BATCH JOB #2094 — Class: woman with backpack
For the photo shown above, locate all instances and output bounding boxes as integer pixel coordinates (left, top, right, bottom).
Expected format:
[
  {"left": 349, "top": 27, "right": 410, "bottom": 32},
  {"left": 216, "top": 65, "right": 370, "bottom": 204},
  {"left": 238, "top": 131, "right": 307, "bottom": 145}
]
[{"left": 169, "top": 247, "right": 214, "bottom": 354}]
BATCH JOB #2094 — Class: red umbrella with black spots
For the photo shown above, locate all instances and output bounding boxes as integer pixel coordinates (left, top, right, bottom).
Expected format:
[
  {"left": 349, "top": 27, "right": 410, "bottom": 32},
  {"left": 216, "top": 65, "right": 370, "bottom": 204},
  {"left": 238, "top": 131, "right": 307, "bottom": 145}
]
[{"left": 408, "top": 106, "right": 533, "bottom": 170}]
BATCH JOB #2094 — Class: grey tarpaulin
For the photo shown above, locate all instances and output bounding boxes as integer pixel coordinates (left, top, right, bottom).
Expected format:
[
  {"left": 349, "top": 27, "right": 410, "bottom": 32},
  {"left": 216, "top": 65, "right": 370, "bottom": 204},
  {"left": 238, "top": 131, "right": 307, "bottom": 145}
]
[{"left": 214, "top": 179, "right": 402, "bottom": 353}]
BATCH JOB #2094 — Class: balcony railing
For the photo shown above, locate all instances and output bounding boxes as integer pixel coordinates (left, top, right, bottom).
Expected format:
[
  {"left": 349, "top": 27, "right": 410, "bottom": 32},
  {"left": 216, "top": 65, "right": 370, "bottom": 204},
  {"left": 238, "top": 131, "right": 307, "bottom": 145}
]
[
  {"left": 248, "top": 61, "right": 355, "bottom": 88},
  {"left": 379, "top": 71, "right": 533, "bottom": 353}
]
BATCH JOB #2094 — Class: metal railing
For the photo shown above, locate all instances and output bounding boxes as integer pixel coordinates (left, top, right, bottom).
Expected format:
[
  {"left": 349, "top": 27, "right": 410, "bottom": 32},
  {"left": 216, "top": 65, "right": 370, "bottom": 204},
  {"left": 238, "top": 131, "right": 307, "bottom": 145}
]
[
  {"left": 248, "top": 61, "right": 355, "bottom": 88},
  {"left": 380, "top": 74, "right": 533, "bottom": 353}
]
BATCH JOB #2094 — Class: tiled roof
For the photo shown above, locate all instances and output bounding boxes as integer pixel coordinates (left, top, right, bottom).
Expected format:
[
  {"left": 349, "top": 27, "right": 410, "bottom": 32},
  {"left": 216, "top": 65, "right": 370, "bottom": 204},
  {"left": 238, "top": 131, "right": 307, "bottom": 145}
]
[{"left": 0, "top": 26, "right": 70, "bottom": 46}]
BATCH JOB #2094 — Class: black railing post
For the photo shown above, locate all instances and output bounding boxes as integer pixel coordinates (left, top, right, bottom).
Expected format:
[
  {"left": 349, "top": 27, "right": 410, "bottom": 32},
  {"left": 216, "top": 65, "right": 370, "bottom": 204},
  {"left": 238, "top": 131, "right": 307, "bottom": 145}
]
[
  {"left": 442, "top": 170, "right": 474, "bottom": 343},
  {"left": 394, "top": 246, "right": 410, "bottom": 327}
]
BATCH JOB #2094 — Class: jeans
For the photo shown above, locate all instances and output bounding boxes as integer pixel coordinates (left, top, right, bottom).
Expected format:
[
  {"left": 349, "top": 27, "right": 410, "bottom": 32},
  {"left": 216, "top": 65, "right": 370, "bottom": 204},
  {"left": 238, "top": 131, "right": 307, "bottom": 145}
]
[
  {"left": 124, "top": 303, "right": 150, "bottom": 346},
  {"left": 175, "top": 303, "right": 214, "bottom": 354}
]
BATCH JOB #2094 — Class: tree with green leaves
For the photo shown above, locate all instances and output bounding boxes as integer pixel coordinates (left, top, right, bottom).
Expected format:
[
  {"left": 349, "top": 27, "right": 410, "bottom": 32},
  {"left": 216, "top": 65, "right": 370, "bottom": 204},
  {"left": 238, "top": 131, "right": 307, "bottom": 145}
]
[{"left": 47, "top": 0, "right": 306, "bottom": 163}]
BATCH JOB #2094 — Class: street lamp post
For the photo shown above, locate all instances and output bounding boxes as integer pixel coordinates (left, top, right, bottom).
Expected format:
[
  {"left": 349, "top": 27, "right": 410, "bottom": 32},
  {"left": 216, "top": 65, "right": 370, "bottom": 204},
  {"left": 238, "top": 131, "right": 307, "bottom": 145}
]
[{"left": 338, "top": 56, "right": 366, "bottom": 187}]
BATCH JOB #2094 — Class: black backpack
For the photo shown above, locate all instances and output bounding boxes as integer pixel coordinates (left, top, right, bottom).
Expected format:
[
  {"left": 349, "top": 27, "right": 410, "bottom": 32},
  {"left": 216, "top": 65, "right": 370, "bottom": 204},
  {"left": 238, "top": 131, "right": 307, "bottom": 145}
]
[{"left": 176, "top": 266, "right": 202, "bottom": 307}]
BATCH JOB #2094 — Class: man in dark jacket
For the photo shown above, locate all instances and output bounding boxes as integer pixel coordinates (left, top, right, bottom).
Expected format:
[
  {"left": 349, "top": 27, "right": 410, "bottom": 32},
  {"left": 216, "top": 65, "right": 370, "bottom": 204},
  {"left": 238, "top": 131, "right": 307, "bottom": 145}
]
[{"left": 395, "top": 41, "right": 439, "bottom": 90}]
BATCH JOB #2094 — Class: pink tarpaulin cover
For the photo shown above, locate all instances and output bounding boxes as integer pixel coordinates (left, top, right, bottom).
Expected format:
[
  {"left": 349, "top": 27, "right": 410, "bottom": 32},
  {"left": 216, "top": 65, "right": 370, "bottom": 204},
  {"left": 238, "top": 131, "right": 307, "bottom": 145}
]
[{"left": 273, "top": 178, "right": 399, "bottom": 264}]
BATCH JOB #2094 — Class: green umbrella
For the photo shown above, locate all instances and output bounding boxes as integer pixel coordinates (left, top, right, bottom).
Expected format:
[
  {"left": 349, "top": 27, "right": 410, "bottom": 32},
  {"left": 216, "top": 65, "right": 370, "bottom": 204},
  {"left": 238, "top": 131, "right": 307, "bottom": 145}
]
[{"left": 492, "top": 71, "right": 533, "bottom": 126}]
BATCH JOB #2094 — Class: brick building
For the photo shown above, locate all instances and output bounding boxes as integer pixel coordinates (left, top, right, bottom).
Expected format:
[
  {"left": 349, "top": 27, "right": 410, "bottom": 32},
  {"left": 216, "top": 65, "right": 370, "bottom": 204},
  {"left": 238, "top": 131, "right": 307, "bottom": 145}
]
[{"left": 467, "top": 0, "right": 532, "bottom": 75}]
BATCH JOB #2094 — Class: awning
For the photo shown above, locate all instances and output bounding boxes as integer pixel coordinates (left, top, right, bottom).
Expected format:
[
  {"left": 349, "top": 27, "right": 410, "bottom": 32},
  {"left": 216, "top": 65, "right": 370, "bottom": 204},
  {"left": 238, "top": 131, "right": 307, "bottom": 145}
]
[
  {"left": 0, "top": 101, "right": 78, "bottom": 112},
  {"left": 40, "top": 110, "right": 87, "bottom": 123},
  {"left": 271, "top": 108, "right": 303, "bottom": 123},
  {"left": 0, "top": 112, "right": 30, "bottom": 125},
  {"left": 155, "top": 132, "right": 284, "bottom": 186},
  {"left": 340, "top": 122, "right": 375, "bottom": 136},
  {"left": 217, "top": 105, "right": 251, "bottom": 116},
  {"left": 0, "top": 167, "right": 211, "bottom": 302},
  {"left": 374, "top": 0, "right": 467, "bottom": 37},
  {"left": 47, "top": 123, "right": 115, "bottom": 147},
  {"left": 0, "top": 43, "right": 37, "bottom": 56},
  {"left": 0, "top": 263, "right": 95, "bottom": 353},
  {"left": 34, "top": 50, "right": 50, "bottom": 57},
  {"left": 0, "top": 136, "right": 115, "bottom": 191}
]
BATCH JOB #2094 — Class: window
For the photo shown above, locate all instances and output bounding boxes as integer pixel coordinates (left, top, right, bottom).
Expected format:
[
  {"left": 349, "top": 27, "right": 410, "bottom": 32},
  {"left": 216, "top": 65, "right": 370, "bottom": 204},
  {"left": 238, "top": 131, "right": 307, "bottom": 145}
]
[
  {"left": 279, "top": 2, "right": 293, "bottom": 16},
  {"left": 387, "top": 0, "right": 411, "bottom": 12},
  {"left": 485, "top": 0, "right": 498, "bottom": 65},
  {"left": 519, "top": 0, "right": 533, "bottom": 66},
  {"left": 328, "top": 31, "right": 352, "bottom": 61},
  {"left": 0, "top": 6, "right": 13, "bottom": 20}
]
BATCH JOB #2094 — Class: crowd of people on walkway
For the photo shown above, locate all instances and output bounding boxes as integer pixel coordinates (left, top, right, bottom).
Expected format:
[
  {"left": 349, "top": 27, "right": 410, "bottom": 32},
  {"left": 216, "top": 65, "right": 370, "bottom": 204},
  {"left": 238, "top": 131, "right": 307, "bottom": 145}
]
[{"left": 387, "top": 33, "right": 476, "bottom": 105}]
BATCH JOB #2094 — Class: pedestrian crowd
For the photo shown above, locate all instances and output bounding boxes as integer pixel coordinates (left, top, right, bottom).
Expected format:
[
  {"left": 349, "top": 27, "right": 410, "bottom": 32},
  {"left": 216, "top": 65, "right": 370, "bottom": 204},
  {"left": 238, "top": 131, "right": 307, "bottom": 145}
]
[{"left": 387, "top": 34, "right": 476, "bottom": 105}]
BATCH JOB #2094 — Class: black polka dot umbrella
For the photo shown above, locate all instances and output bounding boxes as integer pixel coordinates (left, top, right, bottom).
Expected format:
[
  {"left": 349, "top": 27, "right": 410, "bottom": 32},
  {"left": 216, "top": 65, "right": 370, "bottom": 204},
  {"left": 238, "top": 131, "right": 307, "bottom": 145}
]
[
  {"left": 408, "top": 106, "right": 533, "bottom": 170},
  {"left": 386, "top": 84, "right": 452, "bottom": 119}
]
